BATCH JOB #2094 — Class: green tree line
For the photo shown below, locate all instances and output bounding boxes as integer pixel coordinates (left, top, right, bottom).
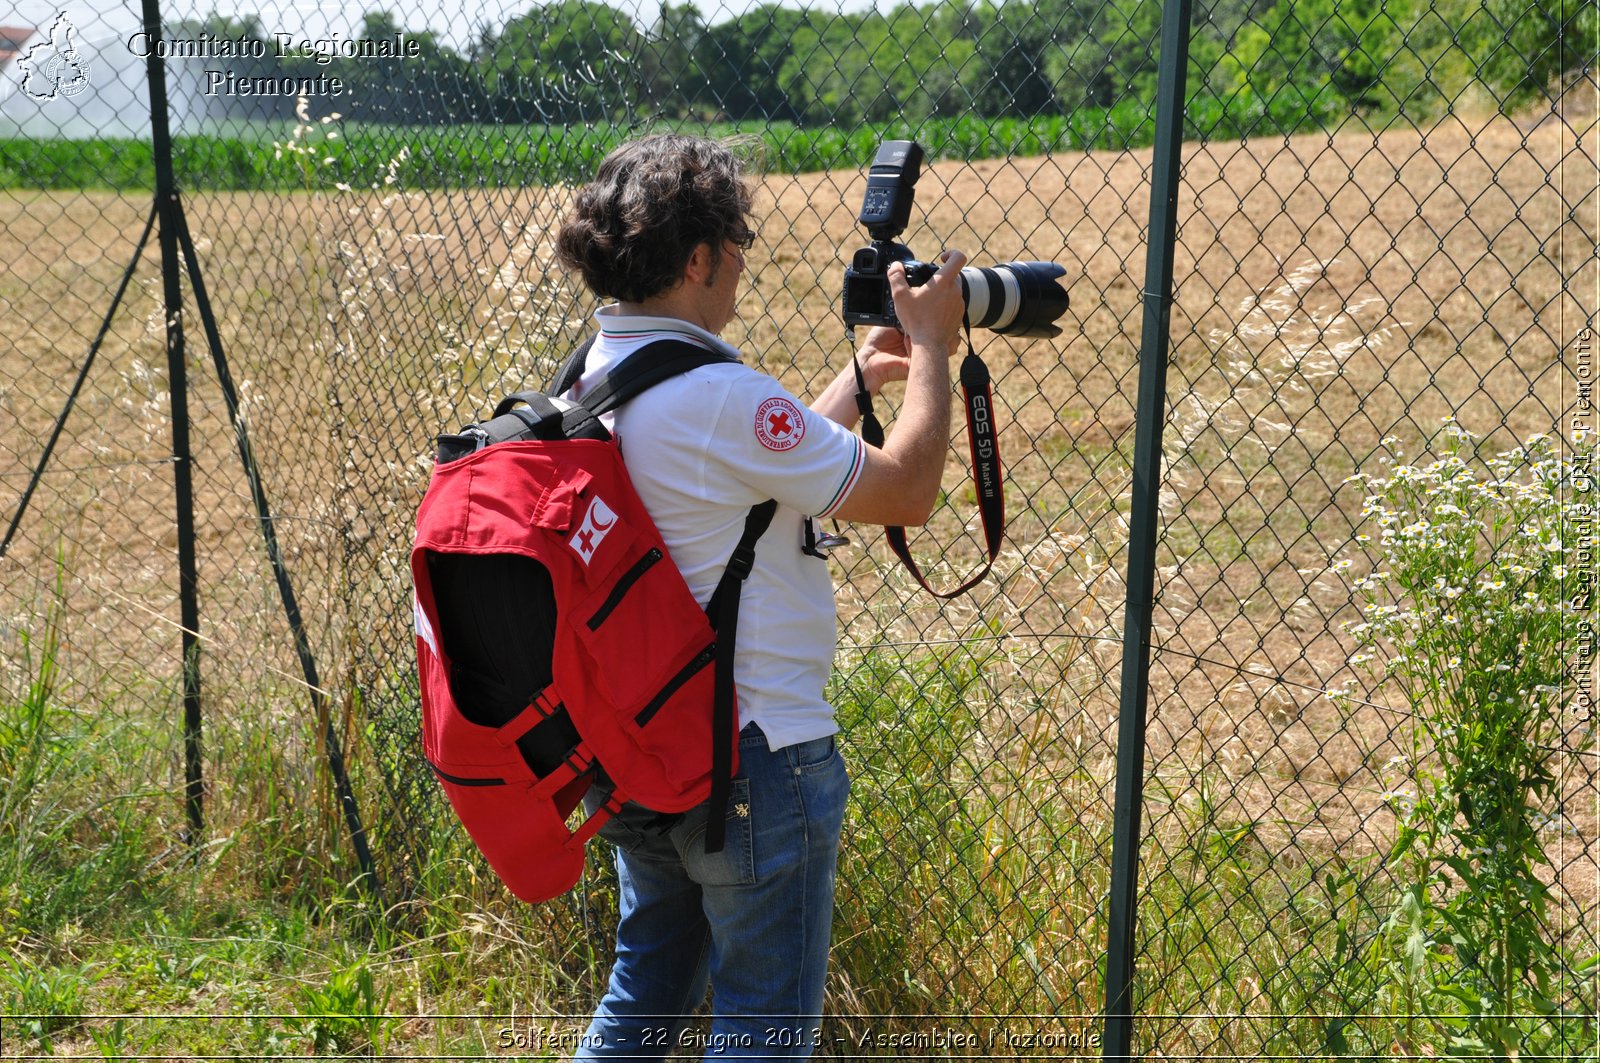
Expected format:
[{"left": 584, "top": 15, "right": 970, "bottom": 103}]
[{"left": 183, "top": 0, "right": 1596, "bottom": 131}]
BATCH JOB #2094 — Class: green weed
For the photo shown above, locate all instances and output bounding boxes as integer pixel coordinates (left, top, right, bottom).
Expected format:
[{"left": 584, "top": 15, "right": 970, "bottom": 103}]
[
  {"left": 85, "top": 1016, "right": 168, "bottom": 1061},
  {"left": 285, "top": 960, "right": 398, "bottom": 1056},
  {"left": 0, "top": 952, "right": 94, "bottom": 1054},
  {"left": 1334, "top": 425, "right": 1600, "bottom": 1056}
]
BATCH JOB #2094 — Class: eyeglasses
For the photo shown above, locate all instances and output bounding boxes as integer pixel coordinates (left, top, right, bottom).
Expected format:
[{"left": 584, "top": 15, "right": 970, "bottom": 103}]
[{"left": 729, "top": 227, "right": 757, "bottom": 251}]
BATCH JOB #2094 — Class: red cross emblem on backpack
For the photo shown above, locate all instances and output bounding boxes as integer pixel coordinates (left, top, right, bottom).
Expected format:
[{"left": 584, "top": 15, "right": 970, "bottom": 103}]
[{"left": 569, "top": 495, "right": 618, "bottom": 565}]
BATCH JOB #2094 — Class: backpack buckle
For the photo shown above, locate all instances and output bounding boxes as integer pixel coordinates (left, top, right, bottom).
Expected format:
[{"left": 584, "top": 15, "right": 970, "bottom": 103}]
[
  {"left": 726, "top": 543, "right": 758, "bottom": 579},
  {"left": 434, "top": 426, "right": 491, "bottom": 464},
  {"left": 562, "top": 746, "right": 596, "bottom": 777}
]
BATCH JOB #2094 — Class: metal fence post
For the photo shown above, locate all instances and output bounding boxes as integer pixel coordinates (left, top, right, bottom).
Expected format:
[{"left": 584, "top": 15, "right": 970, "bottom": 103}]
[
  {"left": 139, "top": 0, "right": 205, "bottom": 842},
  {"left": 129, "top": 0, "right": 381, "bottom": 897},
  {"left": 1102, "top": 0, "right": 1194, "bottom": 1056}
]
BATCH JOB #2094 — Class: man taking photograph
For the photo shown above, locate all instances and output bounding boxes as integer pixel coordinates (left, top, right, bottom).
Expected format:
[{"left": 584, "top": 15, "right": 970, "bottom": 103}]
[{"left": 553, "top": 132, "right": 965, "bottom": 1060}]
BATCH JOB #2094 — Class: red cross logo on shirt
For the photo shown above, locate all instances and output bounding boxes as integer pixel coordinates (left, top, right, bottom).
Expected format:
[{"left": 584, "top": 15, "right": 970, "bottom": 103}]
[
  {"left": 577, "top": 528, "right": 595, "bottom": 553},
  {"left": 754, "top": 396, "right": 805, "bottom": 452}
]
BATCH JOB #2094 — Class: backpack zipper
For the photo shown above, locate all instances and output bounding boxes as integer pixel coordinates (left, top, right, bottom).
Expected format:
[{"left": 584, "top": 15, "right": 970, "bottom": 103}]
[
  {"left": 586, "top": 548, "right": 664, "bottom": 630},
  {"left": 426, "top": 758, "right": 506, "bottom": 787},
  {"left": 634, "top": 644, "right": 716, "bottom": 726}
]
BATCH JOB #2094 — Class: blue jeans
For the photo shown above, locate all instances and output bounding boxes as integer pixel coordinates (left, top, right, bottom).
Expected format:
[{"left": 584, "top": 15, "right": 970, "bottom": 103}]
[{"left": 573, "top": 724, "right": 850, "bottom": 1061}]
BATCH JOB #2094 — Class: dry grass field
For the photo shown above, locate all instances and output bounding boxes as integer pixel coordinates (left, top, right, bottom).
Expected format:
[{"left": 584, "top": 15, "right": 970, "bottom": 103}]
[{"left": 1, "top": 99, "right": 1596, "bottom": 1051}]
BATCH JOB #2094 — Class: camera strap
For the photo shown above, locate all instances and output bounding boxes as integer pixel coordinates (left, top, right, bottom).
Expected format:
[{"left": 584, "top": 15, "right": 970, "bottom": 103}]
[{"left": 851, "top": 327, "right": 1004, "bottom": 598}]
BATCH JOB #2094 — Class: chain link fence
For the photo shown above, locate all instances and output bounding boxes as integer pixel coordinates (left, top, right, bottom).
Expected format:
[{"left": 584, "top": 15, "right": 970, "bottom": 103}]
[{"left": 1, "top": 0, "right": 1595, "bottom": 1056}]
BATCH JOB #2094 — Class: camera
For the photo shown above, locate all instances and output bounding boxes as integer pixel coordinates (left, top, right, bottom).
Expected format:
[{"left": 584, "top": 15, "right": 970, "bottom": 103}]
[{"left": 841, "top": 140, "right": 1069, "bottom": 339}]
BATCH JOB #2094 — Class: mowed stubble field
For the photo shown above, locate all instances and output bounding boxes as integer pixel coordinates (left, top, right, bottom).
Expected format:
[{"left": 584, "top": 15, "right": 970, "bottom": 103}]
[{"left": 1, "top": 107, "right": 1596, "bottom": 929}]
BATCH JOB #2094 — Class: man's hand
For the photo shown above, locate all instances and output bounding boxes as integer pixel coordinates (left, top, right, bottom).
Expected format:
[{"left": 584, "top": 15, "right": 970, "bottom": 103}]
[
  {"left": 852, "top": 252, "right": 968, "bottom": 395},
  {"left": 850, "top": 326, "right": 911, "bottom": 396},
  {"left": 887, "top": 250, "right": 966, "bottom": 356},
  {"left": 823, "top": 249, "right": 968, "bottom": 527}
]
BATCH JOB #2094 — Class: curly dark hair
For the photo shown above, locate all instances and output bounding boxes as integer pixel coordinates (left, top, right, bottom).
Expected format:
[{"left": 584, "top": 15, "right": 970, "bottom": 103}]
[{"left": 555, "top": 134, "right": 757, "bottom": 303}]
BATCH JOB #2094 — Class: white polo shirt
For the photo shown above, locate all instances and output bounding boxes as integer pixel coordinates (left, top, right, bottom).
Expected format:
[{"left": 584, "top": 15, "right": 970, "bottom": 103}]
[{"left": 563, "top": 308, "right": 867, "bottom": 751}]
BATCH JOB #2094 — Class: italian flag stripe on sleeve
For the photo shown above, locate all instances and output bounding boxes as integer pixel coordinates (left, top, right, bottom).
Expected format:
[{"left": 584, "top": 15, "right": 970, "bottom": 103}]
[{"left": 818, "top": 437, "right": 867, "bottom": 518}]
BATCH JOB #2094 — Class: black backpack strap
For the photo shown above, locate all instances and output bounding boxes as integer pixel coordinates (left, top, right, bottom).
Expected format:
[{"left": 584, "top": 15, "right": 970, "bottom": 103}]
[
  {"left": 550, "top": 333, "right": 736, "bottom": 414},
  {"left": 579, "top": 340, "right": 736, "bottom": 417},
  {"left": 490, "top": 392, "right": 569, "bottom": 438},
  {"left": 549, "top": 334, "right": 597, "bottom": 396},
  {"left": 702, "top": 499, "right": 778, "bottom": 853},
  {"left": 496, "top": 335, "right": 732, "bottom": 446}
]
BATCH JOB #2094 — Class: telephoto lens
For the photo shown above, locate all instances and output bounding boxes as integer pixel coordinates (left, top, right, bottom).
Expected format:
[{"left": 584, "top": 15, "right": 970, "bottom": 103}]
[
  {"left": 958, "top": 261, "right": 1069, "bottom": 339},
  {"left": 840, "top": 138, "right": 1070, "bottom": 338}
]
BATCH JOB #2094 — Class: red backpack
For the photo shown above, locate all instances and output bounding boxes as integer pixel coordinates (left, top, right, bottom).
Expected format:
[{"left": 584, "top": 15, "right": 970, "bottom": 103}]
[{"left": 411, "top": 339, "right": 774, "bottom": 903}]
